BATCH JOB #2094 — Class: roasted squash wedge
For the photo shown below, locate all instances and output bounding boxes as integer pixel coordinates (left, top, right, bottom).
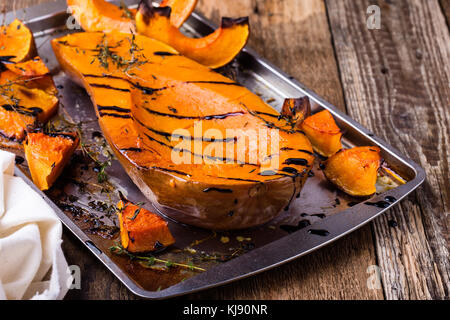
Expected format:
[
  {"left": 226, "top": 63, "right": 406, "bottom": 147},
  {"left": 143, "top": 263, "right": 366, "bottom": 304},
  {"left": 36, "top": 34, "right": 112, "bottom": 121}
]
[
  {"left": 0, "top": 19, "right": 36, "bottom": 64},
  {"left": 67, "top": 0, "right": 137, "bottom": 33},
  {"left": 0, "top": 70, "right": 59, "bottom": 142},
  {"left": 117, "top": 199, "right": 175, "bottom": 253},
  {"left": 52, "top": 32, "right": 314, "bottom": 230},
  {"left": 4, "top": 57, "right": 50, "bottom": 76},
  {"left": 23, "top": 132, "right": 79, "bottom": 190},
  {"left": 301, "top": 110, "right": 343, "bottom": 157},
  {"left": 67, "top": 0, "right": 197, "bottom": 33},
  {"left": 160, "top": 0, "right": 198, "bottom": 28},
  {"left": 281, "top": 96, "right": 311, "bottom": 129},
  {"left": 136, "top": 0, "right": 249, "bottom": 69},
  {"left": 322, "top": 146, "right": 381, "bottom": 197}
]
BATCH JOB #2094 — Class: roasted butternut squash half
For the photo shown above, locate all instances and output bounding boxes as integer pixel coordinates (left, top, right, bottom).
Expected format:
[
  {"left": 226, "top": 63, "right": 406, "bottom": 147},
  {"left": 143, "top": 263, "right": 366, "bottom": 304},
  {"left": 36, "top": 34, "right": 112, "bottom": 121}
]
[
  {"left": 117, "top": 199, "right": 175, "bottom": 253},
  {"left": 301, "top": 110, "right": 343, "bottom": 157},
  {"left": 136, "top": 0, "right": 249, "bottom": 69},
  {"left": 52, "top": 32, "right": 314, "bottom": 229},
  {"left": 160, "top": 0, "right": 198, "bottom": 28},
  {"left": 0, "top": 19, "right": 36, "bottom": 64},
  {"left": 322, "top": 146, "right": 381, "bottom": 197},
  {"left": 23, "top": 132, "right": 79, "bottom": 190},
  {"left": 0, "top": 70, "right": 59, "bottom": 142}
]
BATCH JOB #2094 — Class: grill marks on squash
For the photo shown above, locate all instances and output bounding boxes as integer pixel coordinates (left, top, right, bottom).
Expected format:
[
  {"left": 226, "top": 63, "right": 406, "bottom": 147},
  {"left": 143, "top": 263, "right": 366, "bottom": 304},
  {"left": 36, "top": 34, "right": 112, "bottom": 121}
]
[{"left": 53, "top": 33, "right": 314, "bottom": 186}]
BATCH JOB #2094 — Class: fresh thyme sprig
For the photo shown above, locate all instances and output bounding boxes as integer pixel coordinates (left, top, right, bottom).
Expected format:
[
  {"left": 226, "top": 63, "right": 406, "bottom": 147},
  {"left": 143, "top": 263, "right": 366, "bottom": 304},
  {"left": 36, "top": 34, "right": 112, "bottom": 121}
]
[
  {"left": 109, "top": 242, "right": 206, "bottom": 272},
  {"left": 91, "top": 34, "right": 147, "bottom": 73}
]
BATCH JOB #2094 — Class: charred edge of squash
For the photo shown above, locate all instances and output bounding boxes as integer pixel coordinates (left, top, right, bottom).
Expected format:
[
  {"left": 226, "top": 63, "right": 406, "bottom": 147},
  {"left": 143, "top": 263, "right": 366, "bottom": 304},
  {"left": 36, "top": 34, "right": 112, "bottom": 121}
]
[
  {"left": 138, "top": 0, "right": 172, "bottom": 24},
  {"left": 221, "top": 16, "right": 249, "bottom": 29}
]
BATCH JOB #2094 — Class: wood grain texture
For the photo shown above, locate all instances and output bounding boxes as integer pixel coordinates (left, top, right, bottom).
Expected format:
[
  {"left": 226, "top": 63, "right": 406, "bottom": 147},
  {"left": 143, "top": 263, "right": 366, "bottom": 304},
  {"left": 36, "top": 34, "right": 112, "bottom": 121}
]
[
  {"left": 190, "top": 0, "right": 382, "bottom": 300},
  {"left": 440, "top": 0, "right": 450, "bottom": 25},
  {"left": 5, "top": 0, "right": 449, "bottom": 300},
  {"left": 326, "top": 0, "right": 450, "bottom": 299}
]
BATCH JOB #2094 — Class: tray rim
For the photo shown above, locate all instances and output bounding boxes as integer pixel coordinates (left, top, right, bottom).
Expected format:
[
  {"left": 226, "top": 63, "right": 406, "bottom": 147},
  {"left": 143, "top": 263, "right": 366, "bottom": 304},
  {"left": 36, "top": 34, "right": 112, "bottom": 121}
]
[{"left": 6, "top": 0, "right": 426, "bottom": 299}]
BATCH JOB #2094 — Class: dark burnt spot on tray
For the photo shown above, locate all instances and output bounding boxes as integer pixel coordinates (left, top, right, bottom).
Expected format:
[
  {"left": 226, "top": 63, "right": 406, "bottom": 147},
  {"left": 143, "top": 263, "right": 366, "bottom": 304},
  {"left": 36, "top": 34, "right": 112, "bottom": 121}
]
[
  {"left": 385, "top": 196, "right": 396, "bottom": 203},
  {"left": 280, "top": 219, "right": 311, "bottom": 233},
  {"left": 308, "top": 229, "right": 330, "bottom": 236},
  {"left": 365, "top": 200, "right": 390, "bottom": 208}
]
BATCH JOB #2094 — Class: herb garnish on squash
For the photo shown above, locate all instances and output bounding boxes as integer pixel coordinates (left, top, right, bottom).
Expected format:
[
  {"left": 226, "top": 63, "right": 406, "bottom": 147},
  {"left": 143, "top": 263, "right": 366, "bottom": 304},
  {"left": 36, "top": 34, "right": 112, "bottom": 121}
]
[{"left": 52, "top": 31, "right": 314, "bottom": 230}]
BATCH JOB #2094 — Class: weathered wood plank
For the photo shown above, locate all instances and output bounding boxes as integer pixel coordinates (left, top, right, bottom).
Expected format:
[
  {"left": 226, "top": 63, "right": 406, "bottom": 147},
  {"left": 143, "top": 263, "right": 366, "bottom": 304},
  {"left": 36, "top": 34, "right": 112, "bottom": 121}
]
[
  {"left": 326, "top": 0, "right": 450, "bottom": 299},
  {"left": 5, "top": 0, "right": 385, "bottom": 300},
  {"left": 439, "top": 0, "right": 450, "bottom": 25},
  {"left": 191, "top": 0, "right": 383, "bottom": 300}
]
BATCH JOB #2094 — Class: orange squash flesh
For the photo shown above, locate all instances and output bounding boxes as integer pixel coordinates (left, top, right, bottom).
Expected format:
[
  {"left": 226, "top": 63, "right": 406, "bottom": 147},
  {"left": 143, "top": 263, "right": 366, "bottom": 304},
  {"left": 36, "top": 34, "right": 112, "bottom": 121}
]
[
  {"left": 136, "top": 0, "right": 249, "bottom": 69},
  {"left": 322, "top": 146, "right": 381, "bottom": 197},
  {"left": 0, "top": 19, "right": 36, "bottom": 63},
  {"left": 67, "top": 0, "right": 196, "bottom": 33},
  {"left": 301, "top": 109, "right": 343, "bottom": 157},
  {"left": 280, "top": 96, "right": 311, "bottom": 129},
  {"left": 67, "top": 0, "right": 137, "bottom": 33},
  {"left": 51, "top": 32, "right": 314, "bottom": 230},
  {"left": 5, "top": 57, "right": 50, "bottom": 76},
  {"left": 160, "top": 0, "right": 198, "bottom": 28},
  {"left": 0, "top": 70, "right": 59, "bottom": 142},
  {"left": 23, "top": 132, "right": 79, "bottom": 190},
  {"left": 117, "top": 199, "right": 175, "bottom": 253}
]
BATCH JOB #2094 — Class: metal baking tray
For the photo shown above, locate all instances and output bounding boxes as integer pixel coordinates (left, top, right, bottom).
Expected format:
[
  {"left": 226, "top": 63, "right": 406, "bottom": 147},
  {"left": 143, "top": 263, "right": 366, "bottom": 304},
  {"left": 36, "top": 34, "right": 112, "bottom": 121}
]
[{"left": 4, "top": 0, "right": 425, "bottom": 299}]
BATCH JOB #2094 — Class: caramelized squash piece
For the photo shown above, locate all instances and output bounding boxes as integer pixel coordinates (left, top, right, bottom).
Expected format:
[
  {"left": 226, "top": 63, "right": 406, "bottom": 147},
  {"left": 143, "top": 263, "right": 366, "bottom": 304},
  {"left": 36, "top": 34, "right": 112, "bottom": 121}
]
[
  {"left": 5, "top": 57, "right": 50, "bottom": 76},
  {"left": 136, "top": 0, "right": 249, "bottom": 68},
  {"left": 23, "top": 132, "right": 79, "bottom": 190},
  {"left": 0, "top": 20, "right": 36, "bottom": 63},
  {"left": 52, "top": 32, "right": 314, "bottom": 230},
  {"left": 301, "top": 110, "right": 343, "bottom": 157},
  {"left": 281, "top": 96, "right": 311, "bottom": 129},
  {"left": 67, "top": 0, "right": 196, "bottom": 33},
  {"left": 160, "top": 0, "right": 198, "bottom": 28},
  {"left": 67, "top": 0, "right": 136, "bottom": 33},
  {"left": 322, "top": 146, "right": 381, "bottom": 197},
  {"left": 117, "top": 199, "right": 175, "bottom": 253},
  {"left": 0, "top": 70, "right": 59, "bottom": 142}
]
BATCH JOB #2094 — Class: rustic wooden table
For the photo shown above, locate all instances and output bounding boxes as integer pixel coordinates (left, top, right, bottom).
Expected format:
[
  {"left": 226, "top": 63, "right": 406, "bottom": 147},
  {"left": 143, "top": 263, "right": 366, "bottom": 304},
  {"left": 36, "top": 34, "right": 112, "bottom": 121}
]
[{"left": 7, "top": 0, "right": 449, "bottom": 300}]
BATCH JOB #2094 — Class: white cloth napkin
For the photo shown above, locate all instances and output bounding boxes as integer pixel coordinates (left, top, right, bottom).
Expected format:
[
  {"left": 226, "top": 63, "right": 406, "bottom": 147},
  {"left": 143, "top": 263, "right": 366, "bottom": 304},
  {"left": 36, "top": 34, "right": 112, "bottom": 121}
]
[{"left": 0, "top": 149, "right": 71, "bottom": 300}]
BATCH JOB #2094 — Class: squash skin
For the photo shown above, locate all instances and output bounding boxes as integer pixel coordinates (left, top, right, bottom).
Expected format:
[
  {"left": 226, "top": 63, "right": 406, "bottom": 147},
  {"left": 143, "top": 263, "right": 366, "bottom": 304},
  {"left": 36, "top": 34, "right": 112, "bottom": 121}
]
[
  {"left": 322, "top": 146, "right": 381, "bottom": 197},
  {"left": 0, "top": 20, "right": 36, "bottom": 63},
  {"left": 51, "top": 32, "right": 314, "bottom": 230},
  {"left": 301, "top": 110, "right": 343, "bottom": 157},
  {"left": 117, "top": 199, "right": 175, "bottom": 253},
  {"left": 136, "top": 0, "right": 249, "bottom": 69},
  {"left": 23, "top": 132, "right": 79, "bottom": 190},
  {"left": 160, "top": 0, "right": 198, "bottom": 28}
]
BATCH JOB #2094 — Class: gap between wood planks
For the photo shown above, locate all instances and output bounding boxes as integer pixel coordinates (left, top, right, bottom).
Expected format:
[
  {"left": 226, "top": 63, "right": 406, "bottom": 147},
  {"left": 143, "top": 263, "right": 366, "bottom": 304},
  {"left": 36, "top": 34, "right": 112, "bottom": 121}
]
[{"left": 325, "top": 0, "right": 449, "bottom": 299}]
